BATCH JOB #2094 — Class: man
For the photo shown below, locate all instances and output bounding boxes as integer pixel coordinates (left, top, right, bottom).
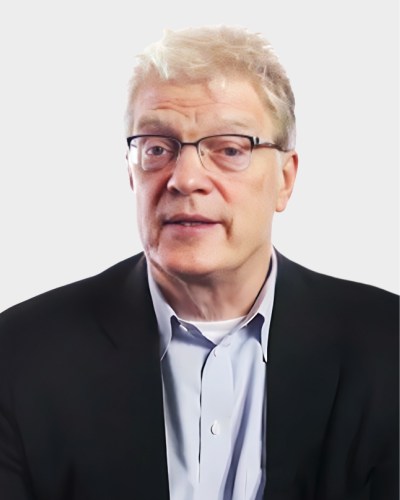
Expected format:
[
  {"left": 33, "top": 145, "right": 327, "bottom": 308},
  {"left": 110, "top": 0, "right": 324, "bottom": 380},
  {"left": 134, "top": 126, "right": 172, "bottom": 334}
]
[{"left": 0, "top": 26, "right": 398, "bottom": 500}]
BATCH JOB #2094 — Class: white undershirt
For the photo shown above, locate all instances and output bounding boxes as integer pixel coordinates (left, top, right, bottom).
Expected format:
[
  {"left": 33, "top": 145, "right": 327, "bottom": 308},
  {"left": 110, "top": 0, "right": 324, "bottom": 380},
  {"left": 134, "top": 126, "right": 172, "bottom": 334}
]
[{"left": 180, "top": 316, "right": 246, "bottom": 345}]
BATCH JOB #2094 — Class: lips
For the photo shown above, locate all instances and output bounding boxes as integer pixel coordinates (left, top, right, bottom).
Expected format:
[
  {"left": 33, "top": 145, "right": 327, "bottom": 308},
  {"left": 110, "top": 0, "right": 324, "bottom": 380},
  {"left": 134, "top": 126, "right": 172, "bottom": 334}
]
[
  {"left": 172, "top": 221, "right": 211, "bottom": 227},
  {"left": 163, "top": 214, "right": 219, "bottom": 226}
]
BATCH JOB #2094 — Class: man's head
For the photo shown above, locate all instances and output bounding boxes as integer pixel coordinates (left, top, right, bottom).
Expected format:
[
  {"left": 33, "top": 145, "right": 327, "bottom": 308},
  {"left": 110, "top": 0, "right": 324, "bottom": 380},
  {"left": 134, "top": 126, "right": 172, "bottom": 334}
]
[
  {"left": 125, "top": 26, "right": 298, "bottom": 290},
  {"left": 126, "top": 26, "right": 296, "bottom": 150}
]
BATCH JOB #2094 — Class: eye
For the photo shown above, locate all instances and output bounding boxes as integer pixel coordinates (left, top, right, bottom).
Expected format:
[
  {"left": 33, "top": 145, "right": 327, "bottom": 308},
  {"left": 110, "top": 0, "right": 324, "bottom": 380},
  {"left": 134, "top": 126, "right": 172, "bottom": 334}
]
[
  {"left": 221, "top": 146, "right": 243, "bottom": 157},
  {"left": 143, "top": 138, "right": 175, "bottom": 157},
  {"left": 201, "top": 136, "right": 252, "bottom": 171},
  {"left": 146, "top": 145, "right": 168, "bottom": 157},
  {"left": 132, "top": 136, "right": 178, "bottom": 171},
  {"left": 207, "top": 137, "right": 249, "bottom": 157}
]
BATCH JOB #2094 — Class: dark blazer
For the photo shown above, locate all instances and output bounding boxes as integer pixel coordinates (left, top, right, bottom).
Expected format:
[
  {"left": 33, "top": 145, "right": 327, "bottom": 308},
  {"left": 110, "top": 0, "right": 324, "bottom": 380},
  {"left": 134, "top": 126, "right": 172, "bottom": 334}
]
[{"left": 0, "top": 252, "right": 398, "bottom": 500}]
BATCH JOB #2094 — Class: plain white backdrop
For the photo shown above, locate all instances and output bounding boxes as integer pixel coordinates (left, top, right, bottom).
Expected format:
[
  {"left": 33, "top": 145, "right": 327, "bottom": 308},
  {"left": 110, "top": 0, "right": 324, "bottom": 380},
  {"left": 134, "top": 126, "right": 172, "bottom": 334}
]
[{"left": 0, "top": 0, "right": 398, "bottom": 312}]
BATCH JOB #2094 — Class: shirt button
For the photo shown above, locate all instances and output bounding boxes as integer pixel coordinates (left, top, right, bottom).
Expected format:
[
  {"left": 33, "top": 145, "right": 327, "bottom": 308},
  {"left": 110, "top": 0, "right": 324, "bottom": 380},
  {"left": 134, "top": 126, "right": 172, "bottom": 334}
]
[{"left": 211, "top": 420, "right": 221, "bottom": 436}]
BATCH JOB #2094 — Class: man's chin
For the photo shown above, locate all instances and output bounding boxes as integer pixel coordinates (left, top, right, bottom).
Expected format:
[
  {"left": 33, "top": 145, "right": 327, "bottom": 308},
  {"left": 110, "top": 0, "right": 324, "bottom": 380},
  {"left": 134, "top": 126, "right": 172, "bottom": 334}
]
[{"left": 148, "top": 251, "right": 224, "bottom": 283}]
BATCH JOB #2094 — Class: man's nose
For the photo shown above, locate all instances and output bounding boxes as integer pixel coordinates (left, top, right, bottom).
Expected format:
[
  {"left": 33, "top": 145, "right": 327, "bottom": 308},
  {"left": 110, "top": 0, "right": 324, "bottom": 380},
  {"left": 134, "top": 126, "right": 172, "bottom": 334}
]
[{"left": 166, "top": 145, "right": 214, "bottom": 195}]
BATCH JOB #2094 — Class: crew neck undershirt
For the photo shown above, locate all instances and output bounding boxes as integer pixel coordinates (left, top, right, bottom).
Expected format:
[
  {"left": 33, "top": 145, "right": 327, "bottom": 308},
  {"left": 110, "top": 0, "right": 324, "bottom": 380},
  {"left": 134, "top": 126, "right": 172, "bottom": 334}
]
[{"left": 179, "top": 316, "right": 246, "bottom": 344}]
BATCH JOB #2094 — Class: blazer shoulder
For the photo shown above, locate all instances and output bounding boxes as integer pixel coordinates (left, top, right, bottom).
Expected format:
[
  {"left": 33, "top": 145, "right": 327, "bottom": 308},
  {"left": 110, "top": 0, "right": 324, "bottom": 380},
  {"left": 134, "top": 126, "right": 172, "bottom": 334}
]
[
  {"left": 3, "top": 252, "right": 143, "bottom": 311},
  {"left": 276, "top": 251, "right": 398, "bottom": 310},
  {"left": 0, "top": 253, "right": 146, "bottom": 347},
  {"left": 275, "top": 251, "right": 399, "bottom": 349}
]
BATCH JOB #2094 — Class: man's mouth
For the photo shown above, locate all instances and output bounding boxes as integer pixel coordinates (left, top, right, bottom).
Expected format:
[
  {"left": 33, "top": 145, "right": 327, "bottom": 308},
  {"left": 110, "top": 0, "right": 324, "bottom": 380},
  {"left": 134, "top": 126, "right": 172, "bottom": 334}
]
[
  {"left": 171, "top": 221, "right": 214, "bottom": 227},
  {"left": 163, "top": 214, "right": 220, "bottom": 229}
]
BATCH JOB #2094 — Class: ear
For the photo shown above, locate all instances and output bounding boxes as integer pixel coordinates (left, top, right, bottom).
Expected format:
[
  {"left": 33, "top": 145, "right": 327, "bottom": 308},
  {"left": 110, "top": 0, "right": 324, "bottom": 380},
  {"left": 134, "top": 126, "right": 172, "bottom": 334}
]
[
  {"left": 275, "top": 151, "right": 298, "bottom": 212},
  {"left": 126, "top": 151, "right": 134, "bottom": 191}
]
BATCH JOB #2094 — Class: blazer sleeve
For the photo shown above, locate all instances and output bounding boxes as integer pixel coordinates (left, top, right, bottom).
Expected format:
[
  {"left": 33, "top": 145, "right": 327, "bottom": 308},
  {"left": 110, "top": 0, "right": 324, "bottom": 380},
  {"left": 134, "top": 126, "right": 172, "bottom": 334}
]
[
  {"left": 0, "top": 314, "right": 35, "bottom": 500},
  {"left": 0, "top": 410, "right": 35, "bottom": 500},
  {"left": 370, "top": 457, "right": 399, "bottom": 500}
]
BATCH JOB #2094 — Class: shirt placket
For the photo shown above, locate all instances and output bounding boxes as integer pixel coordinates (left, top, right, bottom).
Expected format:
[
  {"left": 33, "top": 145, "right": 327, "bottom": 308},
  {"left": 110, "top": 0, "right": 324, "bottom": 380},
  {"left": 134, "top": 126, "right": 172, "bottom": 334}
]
[{"left": 198, "top": 338, "right": 234, "bottom": 498}]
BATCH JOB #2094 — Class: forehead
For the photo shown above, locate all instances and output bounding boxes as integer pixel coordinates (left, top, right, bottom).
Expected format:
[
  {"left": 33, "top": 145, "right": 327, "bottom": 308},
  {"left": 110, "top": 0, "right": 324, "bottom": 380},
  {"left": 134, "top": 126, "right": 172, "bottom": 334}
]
[{"left": 130, "top": 78, "right": 274, "bottom": 137}]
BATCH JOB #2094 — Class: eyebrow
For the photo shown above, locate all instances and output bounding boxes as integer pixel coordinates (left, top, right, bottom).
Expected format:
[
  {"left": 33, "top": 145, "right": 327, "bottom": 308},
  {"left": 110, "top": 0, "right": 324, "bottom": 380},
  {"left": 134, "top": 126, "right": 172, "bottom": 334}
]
[
  {"left": 135, "top": 117, "right": 176, "bottom": 135},
  {"left": 135, "top": 116, "right": 257, "bottom": 136}
]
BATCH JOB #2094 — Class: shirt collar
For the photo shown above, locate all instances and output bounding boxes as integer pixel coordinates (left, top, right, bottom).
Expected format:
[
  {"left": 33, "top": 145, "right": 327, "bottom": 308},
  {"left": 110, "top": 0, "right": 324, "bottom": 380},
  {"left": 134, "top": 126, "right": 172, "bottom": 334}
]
[{"left": 147, "top": 249, "right": 278, "bottom": 362}]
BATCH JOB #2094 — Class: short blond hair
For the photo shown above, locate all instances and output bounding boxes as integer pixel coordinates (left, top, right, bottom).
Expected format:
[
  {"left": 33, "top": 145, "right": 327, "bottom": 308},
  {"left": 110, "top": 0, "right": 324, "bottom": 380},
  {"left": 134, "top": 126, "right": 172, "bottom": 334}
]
[{"left": 125, "top": 26, "right": 296, "bottom": 149}]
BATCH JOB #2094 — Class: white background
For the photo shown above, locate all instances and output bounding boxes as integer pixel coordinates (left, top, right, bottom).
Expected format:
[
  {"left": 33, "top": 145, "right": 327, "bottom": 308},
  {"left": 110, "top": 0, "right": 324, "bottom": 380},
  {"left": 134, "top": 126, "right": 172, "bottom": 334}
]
[{"left": 0, "top": 0, "right": 398, "bottom": 312}]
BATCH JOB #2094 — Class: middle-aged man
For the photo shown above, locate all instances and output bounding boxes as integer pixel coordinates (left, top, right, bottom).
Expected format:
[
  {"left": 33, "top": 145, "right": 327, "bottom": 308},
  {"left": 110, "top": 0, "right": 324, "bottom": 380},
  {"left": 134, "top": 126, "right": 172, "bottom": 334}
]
[{"left": 0, "top": 26, "right": 398, "bottom": 500}]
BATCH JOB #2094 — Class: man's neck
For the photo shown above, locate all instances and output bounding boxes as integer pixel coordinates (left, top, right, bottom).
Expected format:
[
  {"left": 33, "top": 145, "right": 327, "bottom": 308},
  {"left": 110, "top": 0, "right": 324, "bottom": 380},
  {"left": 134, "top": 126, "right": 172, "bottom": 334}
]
[{"left": 148, "top": 249, "right": 272, "bottom": 321}]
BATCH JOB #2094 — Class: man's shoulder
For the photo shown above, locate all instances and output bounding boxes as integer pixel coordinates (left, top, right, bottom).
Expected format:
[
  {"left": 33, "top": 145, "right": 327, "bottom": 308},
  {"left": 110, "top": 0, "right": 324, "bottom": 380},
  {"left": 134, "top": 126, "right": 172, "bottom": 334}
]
[
  {"left": 277, "top": 251, "right": 398, "bottom": 304},
  {"left": 276, "top": 251, "right": 398, "bottom": 338},
  {"left": 0, "top": 253, "right": 147, "bottom": 341}
]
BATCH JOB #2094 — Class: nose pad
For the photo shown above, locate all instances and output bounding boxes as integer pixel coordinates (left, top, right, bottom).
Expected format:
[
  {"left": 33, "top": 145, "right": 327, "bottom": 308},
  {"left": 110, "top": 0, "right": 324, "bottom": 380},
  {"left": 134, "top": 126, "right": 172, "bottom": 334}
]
[{"left": 197, "top": 147, "right": 207, "bottom": 169}]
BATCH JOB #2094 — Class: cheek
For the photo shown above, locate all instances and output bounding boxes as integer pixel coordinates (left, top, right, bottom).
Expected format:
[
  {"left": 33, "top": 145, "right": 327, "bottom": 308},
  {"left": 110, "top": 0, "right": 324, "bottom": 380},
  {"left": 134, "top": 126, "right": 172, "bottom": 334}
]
[
  {"left": 133, "top": 172, "right": 168, "bottom": 241},
  {"left": 133, "top": 179, "right": 153, "bottom": 237},
  {"left": 134, "top": 168, "right": 171, "bottom": 200},
  {"left": 230, "top": 173, "right": 279, "bottom": 240},
  {"left": 134, "top": 171, "right": 157, "bottom": 212},
  {"left": 235, "top": 172, "right": 279, "bottom": 215}
]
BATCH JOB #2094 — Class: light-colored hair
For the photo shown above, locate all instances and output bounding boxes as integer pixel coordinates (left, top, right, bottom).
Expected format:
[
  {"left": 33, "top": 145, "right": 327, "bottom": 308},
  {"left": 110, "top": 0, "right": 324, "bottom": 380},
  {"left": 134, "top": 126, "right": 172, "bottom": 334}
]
[{"left": 125, "top": 25, "right": 296, "bottom": 149}]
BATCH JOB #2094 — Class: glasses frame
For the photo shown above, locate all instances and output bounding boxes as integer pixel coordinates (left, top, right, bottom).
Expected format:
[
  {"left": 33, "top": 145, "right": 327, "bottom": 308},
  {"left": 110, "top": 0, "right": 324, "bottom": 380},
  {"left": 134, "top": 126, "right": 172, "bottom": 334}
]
[{"left": 126, "top": 133, "right": 289, "bottom": 172}]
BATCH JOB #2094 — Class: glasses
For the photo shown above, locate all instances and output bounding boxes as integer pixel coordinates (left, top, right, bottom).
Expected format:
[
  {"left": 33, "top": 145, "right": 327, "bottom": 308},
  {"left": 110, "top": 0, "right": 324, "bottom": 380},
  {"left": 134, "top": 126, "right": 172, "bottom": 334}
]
[{"left": 126, "top": 134, "right": 288, "bottom": 173}]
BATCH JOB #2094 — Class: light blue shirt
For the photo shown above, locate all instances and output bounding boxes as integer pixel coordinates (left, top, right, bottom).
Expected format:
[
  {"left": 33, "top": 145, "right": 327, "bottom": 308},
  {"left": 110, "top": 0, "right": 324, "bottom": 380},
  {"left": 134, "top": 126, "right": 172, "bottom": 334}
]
[{"left": 147, "top": 250, "right": 277, "bottom": 500}]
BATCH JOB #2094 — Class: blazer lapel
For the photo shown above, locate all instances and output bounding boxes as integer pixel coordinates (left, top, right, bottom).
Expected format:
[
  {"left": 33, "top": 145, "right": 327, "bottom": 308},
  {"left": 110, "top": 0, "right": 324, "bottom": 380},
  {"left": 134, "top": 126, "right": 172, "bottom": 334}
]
[
  {"left": 265, "top": 253, "right": 341, "bottom": 497},
  {"left": 91, "top": 254, "right": 170, "bottom": 498},
  {"left": 94, "top": 253, "right": 159, "bottom": 351}
]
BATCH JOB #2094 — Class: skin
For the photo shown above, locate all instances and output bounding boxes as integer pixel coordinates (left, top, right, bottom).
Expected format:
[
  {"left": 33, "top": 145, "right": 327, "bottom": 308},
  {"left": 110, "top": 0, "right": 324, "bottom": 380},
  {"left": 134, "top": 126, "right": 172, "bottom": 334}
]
[{"left": 128, "top": 78, "right": 298, "bottom": 321}]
